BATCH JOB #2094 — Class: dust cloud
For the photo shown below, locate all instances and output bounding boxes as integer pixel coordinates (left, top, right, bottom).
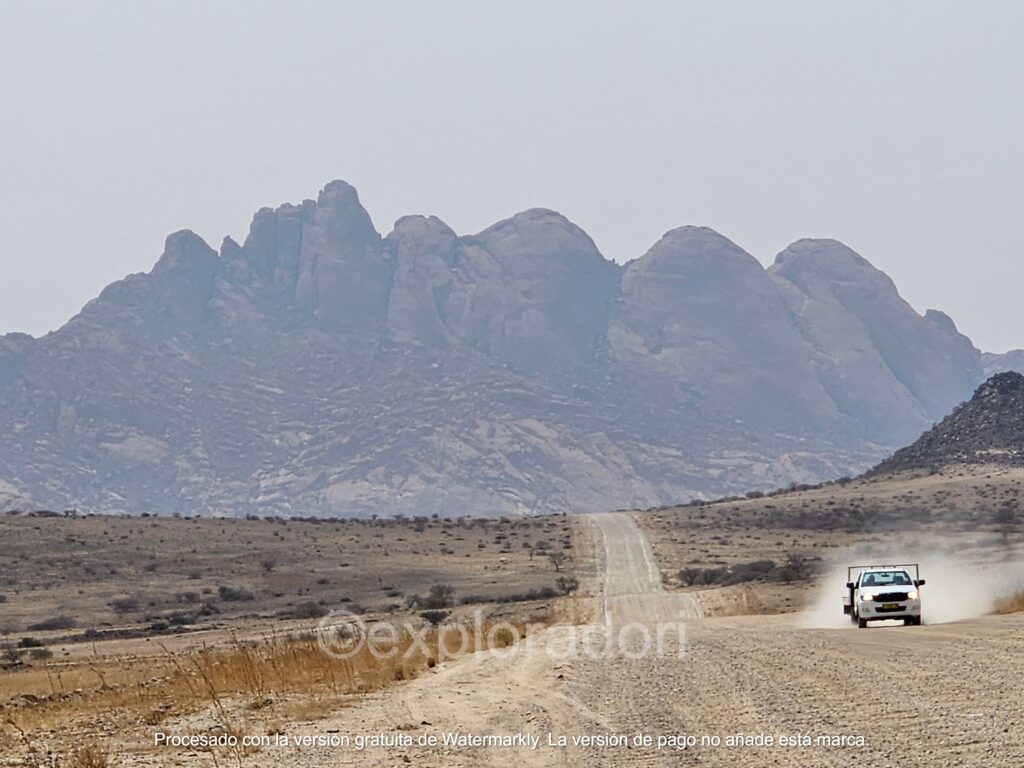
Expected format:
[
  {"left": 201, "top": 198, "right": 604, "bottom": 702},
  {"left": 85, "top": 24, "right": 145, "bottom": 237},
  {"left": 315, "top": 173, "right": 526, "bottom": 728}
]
[{"left": 800, "top": 536, "right": 1024, "bottom": 629}]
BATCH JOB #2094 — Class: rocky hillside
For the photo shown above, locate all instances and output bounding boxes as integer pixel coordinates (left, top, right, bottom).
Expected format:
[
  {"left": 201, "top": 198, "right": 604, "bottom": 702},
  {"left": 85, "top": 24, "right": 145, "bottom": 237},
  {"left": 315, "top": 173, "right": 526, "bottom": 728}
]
[
  {"left": 0, "top": 181, "right": 993, "bottom": 516},
  {"left": 871, "top": 372, "right": 1024, "bottom": 474}
]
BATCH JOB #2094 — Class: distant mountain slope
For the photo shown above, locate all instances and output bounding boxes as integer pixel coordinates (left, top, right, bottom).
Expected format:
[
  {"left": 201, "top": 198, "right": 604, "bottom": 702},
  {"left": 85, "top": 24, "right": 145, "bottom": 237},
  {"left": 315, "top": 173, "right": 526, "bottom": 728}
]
[
  {"left": 871, "top": 372, "right": 1024, "bottom": 474},
  {"left": 982, "top": 350, "right": 1024, "bottom": 378},
  {"left": 769, "top": 240, "right": 981, "bottom": 444},
  {"left": 0, "top": 181, "right": 993, "bottom": 516},
  {"left": 0, "top": 481, "right": 35, "bottom": 514}
]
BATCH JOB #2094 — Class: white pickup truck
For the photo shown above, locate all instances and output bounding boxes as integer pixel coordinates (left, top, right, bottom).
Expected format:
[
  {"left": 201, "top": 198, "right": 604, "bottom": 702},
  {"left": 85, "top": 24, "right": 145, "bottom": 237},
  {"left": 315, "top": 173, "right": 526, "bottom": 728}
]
[{"left": 843, "top": 564, "right": 925, "bottom": 628}]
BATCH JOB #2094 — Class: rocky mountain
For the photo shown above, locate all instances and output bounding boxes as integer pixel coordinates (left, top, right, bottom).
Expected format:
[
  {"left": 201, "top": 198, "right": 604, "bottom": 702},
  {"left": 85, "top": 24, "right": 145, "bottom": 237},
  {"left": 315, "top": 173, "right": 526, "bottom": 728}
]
[
  {"left": 871, "top": 372, "right": 1024, "bottom": 474},
  {"left": 0, "top": 181, "right": 997, "bottom": 516},
  {"left": 982, "top": 350, "right": 1024, "bottom": 378}
]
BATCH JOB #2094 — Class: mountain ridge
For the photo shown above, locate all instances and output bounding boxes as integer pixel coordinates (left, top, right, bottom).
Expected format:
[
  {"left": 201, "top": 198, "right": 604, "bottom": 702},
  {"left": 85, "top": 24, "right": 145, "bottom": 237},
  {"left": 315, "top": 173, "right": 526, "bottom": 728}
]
[{"left": 0, "top": 180, "right": 997, "bottom": 516}]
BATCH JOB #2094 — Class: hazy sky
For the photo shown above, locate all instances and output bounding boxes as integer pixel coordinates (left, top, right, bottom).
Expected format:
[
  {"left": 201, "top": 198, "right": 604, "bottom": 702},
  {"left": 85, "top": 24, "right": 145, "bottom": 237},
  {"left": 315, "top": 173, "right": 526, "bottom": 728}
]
[{"left": 2, "top": 1, "right": 1022, "bottom": 350}]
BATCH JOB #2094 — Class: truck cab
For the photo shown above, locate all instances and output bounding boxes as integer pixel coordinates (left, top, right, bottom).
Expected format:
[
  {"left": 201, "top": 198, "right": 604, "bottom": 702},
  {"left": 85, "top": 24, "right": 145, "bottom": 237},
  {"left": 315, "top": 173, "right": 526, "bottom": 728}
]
[{"left": 843, "top": 564, "right": 925, "bottom": 628}]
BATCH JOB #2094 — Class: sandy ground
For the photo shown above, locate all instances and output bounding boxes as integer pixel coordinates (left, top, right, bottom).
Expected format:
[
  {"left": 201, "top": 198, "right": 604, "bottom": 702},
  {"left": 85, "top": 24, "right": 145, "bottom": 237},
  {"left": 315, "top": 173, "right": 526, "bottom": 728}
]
[{"left": 124, "top": 512, "right": 1024, "bottom": 768}]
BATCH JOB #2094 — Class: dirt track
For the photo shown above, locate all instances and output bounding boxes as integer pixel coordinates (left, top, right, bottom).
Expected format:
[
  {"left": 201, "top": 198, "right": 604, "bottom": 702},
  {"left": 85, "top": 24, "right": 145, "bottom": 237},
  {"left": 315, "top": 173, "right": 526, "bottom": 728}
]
[{"left": 145, "top": 512, "right": 1024, "bottom": 767}]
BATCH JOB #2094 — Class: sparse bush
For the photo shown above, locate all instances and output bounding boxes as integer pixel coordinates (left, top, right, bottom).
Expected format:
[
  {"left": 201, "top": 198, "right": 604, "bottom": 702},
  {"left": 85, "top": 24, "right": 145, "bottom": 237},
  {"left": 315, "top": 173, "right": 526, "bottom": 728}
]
[
  {"left": 728, "top": 560, "right": 776, "bottom": 583},
  {"left": 27, "top": 615, "right": 76, "bottom": 631},
  {"left": 555, "top": 576, "right": 579, "bottom": 595},
  {"left": 458, "top": 586, "right": 558, "bottom": 605},
  {"left": 492, "top": 627, "right": 516, "bottom": 648},
  {"left": 419, "top": 610, "right": 449, "bottom": 625},
  {"left": 28, "top": 647, "right": 53, "bottom": 660},
  {"left": 261, "top": 558, "right": 277, "bottom": 572},
  {"left": 692, "top": 566, "right": 730, "bottom": 586},
  {"left": 678, "top": 556, "right": 817, "bottom": 587},
  {"left": 994, "top": 590, "right": 1024, "bottom": 614},
  {"left": 286, "top": 601, "right": 328, "bottom": 619},
  {"left": 218, "top": 585, "right": 255, "bottom": 602},
  {"left": 547, "top": 551, "right": 566, "bottom": 572},
  {"left": 678, "top": 567, "right": 705, "bottom": 587},
  {"left": 422, "top": 583, "right": 454, "bottom": 609},
  {"left": 110, "top": 597, "right": 140, "bottom": 614},
  {"left": 17, "top": 637, "right": 44, "bottom": 648}
]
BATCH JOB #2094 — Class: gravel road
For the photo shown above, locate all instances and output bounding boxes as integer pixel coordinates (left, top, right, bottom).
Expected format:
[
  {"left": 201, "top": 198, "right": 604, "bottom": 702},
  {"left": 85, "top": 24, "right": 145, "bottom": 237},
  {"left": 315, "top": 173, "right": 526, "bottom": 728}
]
[{"left": 138, "top": 512, "right": 1024, "bottom": 768}]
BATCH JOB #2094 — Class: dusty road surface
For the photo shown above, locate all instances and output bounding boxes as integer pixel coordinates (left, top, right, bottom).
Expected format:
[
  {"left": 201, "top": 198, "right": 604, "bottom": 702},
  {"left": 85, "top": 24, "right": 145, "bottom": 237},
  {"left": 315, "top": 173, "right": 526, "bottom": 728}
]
[
  {"left": 593, "top": 511, "right": 703, "bottom": 627},
  {"left": 141, "top": 513, "right": 1024, "bottom": 768}
]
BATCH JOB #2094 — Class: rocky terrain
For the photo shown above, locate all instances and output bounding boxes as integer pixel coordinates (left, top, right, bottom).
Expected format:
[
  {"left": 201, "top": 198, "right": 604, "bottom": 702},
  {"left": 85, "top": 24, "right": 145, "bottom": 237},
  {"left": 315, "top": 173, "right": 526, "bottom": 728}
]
[
  {"left": 871, "top": 371, "right": 1024, "bottom": 474},
  {"left": 0, "top": 181, "right": 999, "bottom": 516}
]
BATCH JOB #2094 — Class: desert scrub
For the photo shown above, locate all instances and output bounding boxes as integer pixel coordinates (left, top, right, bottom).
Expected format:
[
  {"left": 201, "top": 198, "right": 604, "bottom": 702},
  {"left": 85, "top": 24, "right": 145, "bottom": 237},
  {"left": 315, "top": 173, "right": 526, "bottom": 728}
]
[{"left": 994, "top": 590, "right": 1024, "bottom": 614}]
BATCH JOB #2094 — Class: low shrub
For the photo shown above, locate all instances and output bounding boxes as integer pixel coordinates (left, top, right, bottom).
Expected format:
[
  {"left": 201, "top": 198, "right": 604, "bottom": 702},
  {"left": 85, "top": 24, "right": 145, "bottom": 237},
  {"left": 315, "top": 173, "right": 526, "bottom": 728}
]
[
  {"left": 217, "top": 585, "right": 255, "bottom": 602},
  {"left": 27, "top": 615, "right": 77, "bottom": 631},
  {"left": 555, "top": 576, "right": 579, "bottom": 595},
  {"left": 419, "top": 610, "right": 449, "bottom": 625},
  {"left": 492, "top": 627, "right": 516, "bottom": 647},
  {"left": 285, "top": 601, "right": 328, "bottom": 619},
  {"left": 458, "top": 586, "right": 558, "bottom": 605},
  {"left": 678, "top": 556, "right": 818, "bottom": 587},
  {"left": 110, "top": 597, "right": 140, "bottom": 614},
  {"left": 420, "top": 584, "right": 454, "bottom": 610},
  {"left": 994, "top": 591, "right": 1024, "bottom": 614}
]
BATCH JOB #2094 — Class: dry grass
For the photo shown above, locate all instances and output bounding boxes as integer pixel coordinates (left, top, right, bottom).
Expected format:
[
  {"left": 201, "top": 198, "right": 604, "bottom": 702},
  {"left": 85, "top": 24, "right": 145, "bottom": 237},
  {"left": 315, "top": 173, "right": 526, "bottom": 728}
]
[
  {"left": 0, "top": 615, "right": 540, "bottom": 764},
  {"left": 994, "top": 591, "right": 1024, "bottom": 615},
  {"left": 0, "top": 511, "right": 588, "bottom": 765},
  {"left": 67, "top": 743, "right": 110, "bottom": 768}
]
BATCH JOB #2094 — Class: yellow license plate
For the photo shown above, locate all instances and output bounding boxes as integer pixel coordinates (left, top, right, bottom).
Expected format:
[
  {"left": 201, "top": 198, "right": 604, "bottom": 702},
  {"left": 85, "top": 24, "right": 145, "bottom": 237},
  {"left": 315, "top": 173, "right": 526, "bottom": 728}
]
[{"left": 883, "top": 603, "right": 899, "bottom": 609}]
